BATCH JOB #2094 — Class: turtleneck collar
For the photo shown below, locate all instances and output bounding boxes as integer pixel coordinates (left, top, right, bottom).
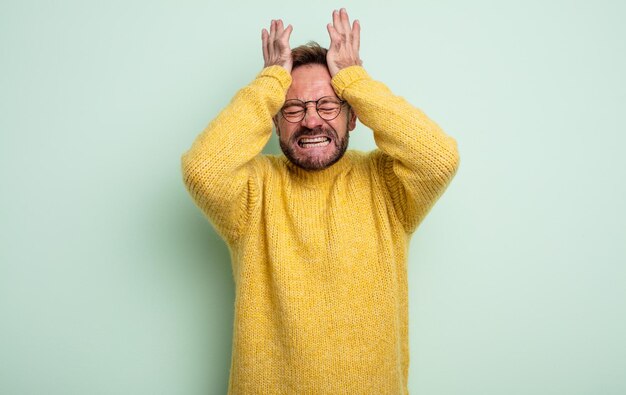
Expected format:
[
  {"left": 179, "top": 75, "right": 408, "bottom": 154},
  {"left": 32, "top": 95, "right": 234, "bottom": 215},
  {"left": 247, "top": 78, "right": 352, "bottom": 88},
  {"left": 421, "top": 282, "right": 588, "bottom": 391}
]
[{"left": 281, "top": 151, "right": 355, "bottom": 185}]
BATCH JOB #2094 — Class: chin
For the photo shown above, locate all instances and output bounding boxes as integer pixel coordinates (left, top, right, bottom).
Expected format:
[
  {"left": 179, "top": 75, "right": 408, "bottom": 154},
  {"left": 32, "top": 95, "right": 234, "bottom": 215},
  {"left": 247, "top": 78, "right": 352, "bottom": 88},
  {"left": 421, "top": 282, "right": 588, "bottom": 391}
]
[
  {"left": 279, "top": 132, "right": 349, "bottom": 171},
  {"left": 283, "top": 146, "right": 345, "bottom": 171}
]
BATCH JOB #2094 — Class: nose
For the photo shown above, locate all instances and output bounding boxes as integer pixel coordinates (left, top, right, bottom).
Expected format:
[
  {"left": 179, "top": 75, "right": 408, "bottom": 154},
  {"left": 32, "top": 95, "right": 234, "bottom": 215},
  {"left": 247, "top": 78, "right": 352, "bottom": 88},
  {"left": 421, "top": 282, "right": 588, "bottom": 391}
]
[{"left": 300, "top": 104, "right": 324, "bottom": 129}]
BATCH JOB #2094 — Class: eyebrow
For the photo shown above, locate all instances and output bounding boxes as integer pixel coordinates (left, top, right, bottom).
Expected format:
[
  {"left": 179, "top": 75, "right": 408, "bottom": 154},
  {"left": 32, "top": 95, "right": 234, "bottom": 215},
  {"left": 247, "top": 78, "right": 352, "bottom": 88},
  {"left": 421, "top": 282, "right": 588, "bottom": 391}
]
[{"left": 286, "top": 96, "right": 341, "bottom": 102}]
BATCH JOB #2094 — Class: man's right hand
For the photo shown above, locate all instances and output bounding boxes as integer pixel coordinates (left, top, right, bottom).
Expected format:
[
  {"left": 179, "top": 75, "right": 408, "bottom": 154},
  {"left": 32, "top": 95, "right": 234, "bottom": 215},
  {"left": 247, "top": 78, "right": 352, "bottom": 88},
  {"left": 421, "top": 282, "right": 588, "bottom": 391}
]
[{"left": 262, "top": 19, "right": 293, "bottom": 72}]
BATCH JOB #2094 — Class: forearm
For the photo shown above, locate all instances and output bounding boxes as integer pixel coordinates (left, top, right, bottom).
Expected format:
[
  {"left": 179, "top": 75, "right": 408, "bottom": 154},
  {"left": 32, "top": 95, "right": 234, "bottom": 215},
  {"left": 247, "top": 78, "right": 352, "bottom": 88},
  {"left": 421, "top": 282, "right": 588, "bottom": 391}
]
[
  {"left": 333, "top": 66, "right": 458, "bottom": 176},
  {"left": 332, "top": 66, "right": 460, "bottom": 230},
  {"left": 182, "top": 66, "right": 291, "bottom": 240}
]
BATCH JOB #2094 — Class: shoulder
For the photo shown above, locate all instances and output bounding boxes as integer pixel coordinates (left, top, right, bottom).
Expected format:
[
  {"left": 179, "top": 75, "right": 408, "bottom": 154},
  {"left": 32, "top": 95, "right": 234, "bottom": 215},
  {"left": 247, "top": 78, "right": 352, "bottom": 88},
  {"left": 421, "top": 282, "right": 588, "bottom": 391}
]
[
  {"left": 249, "top": 154, "right": 290, "bottom": 180},
  {"left": 346, "top": 149, "right": 387, "bottom": 169}
]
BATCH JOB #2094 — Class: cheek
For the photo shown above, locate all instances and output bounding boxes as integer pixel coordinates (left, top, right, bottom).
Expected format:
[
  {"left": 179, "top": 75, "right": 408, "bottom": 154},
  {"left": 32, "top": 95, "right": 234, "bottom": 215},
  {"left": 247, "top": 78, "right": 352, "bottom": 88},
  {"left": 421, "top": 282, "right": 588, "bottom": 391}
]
[
  {"left": 329, "top": 116, "right": 349, "bottom": 135},
  {"left": 277, "top": 122, "right": 297, "bottom": 141}
]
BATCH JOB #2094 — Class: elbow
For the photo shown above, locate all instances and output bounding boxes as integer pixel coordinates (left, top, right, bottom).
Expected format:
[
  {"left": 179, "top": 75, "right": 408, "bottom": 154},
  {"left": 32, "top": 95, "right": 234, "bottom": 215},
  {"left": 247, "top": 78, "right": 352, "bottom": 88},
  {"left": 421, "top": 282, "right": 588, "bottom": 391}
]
[
  {"left": 181, "top": 150, "right": 202, "bottom": 195},
  {"left": 438, "top": 136, "right": 460, "bottom": 182},
  {"left": 449, "top": 138, "right": 460, "bottom": 176}
]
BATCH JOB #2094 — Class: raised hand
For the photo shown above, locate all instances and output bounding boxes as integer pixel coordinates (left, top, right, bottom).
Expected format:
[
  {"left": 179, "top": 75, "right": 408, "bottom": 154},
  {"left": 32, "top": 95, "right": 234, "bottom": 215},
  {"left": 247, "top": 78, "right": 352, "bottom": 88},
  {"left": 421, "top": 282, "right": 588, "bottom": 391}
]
[
  {"left": 262, "top": 19, "right": 293, "bottom": 72},
  {"left": 326, "top": 8, "right": 362, "bottom": 77}
]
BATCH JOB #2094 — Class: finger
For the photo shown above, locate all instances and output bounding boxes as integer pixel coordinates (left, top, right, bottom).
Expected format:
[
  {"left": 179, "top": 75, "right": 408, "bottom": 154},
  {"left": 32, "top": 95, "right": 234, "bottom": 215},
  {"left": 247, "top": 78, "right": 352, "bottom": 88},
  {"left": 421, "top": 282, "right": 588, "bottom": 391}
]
[
  {"left": 327, "top": 23, "right": 340, "bottom": 47},
  {"left": 280, "top": 24, "right": 293, "bottom": 41},
  {"left": 332, "top": 9, "right": 343, "bottom": 34},
  {"left": 270, "top": 20, "right": 279, "bottom": 57},
  {"left": 262, "top": 29, "right": 269, "bottom": 61},
  {"left": 352, "top": 20, "right": 360, "bottom": 53},
  {"left": 276, "top": 19, "right": 284, "bottom": 35},
  {"left": 269, "top": 19, "right": 276, "bottom": 43},
  {"left": 340, "top": 8, "right": 351, "bottom": 35}
]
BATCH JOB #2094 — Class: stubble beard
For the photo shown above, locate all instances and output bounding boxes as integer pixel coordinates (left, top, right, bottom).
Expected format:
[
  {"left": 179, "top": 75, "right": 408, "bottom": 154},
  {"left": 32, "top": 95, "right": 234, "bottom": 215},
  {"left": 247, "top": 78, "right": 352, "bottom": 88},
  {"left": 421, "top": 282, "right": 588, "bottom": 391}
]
[{"left": 279, "top": 126, "right": 349, "bottom": 171}]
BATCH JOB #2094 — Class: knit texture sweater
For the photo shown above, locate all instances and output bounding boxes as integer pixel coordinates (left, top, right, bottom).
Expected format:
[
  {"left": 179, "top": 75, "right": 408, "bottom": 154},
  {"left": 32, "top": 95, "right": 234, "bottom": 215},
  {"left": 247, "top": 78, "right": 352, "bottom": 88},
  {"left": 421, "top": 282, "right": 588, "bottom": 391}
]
[{"left": 182, "top": 65, "right": 459, "bottom": 394}]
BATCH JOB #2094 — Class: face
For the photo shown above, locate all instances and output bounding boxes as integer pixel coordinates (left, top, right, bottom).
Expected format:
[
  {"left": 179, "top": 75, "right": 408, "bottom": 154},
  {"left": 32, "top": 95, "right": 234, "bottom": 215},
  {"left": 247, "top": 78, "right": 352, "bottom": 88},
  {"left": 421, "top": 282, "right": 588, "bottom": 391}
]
[{"left": 274, "top": 64, "right": 357, "bottom": 171}]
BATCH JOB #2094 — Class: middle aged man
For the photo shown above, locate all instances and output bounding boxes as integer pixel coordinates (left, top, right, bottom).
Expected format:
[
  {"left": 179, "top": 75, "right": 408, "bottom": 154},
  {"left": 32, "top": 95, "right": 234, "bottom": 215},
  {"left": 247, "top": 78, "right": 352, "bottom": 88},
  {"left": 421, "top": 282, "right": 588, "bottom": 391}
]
[{"left": 182, "top": 8, "right": 459, "bottom": 394}]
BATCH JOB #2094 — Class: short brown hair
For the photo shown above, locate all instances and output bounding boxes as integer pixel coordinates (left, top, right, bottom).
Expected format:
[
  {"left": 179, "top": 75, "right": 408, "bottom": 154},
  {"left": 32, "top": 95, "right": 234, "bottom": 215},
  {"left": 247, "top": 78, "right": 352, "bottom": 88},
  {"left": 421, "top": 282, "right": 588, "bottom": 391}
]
[{"left": 291, "top": 42, "right": 327, "bottom": 70}]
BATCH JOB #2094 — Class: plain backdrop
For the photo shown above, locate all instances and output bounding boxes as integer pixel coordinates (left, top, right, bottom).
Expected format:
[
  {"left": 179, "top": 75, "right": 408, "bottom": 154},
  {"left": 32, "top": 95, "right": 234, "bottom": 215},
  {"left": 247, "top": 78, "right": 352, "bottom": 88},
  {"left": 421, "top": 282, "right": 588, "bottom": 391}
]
[{"left": 1, "top": 1, "right": 625, "bottom": 394}]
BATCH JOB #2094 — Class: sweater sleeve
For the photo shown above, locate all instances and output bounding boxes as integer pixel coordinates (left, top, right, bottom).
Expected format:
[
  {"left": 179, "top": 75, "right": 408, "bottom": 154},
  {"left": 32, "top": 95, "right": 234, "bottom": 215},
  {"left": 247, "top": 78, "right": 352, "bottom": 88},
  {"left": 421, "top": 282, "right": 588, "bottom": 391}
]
[
  {"left": 332, "top": 66, "right": 460, "bottom": 233},
  {"left": 181, "top": 66, "right": 292, "bottom": 242}
]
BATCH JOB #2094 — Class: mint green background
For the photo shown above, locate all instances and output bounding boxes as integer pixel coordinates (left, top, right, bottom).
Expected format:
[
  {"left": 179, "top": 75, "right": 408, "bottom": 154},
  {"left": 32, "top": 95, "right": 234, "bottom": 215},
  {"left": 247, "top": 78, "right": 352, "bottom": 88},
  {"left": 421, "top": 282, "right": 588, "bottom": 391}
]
[{"left": 1, "top": 1, "right": 625, "bottom": 394}]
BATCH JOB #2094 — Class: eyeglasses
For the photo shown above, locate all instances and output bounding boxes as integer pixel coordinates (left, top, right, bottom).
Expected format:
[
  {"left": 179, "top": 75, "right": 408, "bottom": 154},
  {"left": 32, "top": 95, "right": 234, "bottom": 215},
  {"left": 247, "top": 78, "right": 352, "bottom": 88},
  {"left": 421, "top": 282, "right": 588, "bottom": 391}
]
[{"left": 280, "top": 96, "right": 346, "bottom": 123}]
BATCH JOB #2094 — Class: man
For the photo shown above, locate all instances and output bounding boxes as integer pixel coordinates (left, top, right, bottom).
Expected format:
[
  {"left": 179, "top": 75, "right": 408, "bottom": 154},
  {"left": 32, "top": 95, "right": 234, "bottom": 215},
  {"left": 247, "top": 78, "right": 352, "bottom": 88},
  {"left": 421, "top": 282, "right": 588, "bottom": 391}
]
[{"left": 182, "top": 9, "right": 459, "bottom": 394}]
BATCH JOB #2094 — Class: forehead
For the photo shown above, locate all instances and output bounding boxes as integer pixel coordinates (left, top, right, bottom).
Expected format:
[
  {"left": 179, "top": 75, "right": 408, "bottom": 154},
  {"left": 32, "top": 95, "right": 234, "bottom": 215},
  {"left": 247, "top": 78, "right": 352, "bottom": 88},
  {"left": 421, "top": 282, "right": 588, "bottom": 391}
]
[{"left": 286, "top": 64, "right": 336, "bottom": 101}]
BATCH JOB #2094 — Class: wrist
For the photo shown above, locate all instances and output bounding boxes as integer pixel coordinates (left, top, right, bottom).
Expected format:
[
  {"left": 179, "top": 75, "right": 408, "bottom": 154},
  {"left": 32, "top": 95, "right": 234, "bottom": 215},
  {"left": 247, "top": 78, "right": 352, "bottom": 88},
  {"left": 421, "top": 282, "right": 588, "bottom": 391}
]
[{"left": 330, "top": 65, "right": 369, "bottom": 99}]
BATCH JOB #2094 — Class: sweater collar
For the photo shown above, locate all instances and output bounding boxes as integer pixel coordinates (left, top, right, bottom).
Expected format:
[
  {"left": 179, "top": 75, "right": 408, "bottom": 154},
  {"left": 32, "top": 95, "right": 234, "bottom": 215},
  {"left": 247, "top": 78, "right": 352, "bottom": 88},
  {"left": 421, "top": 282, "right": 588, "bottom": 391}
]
[{"left": 282, "top": 151, "right": 354, "bottom": 184}]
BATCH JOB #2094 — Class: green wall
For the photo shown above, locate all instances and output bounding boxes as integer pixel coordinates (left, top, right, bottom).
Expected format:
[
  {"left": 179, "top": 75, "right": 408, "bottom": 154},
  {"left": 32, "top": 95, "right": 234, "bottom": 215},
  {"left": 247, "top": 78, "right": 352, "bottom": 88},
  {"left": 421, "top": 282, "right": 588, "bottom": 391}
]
[{"left": 1, "top": 0, "right": 625, "bottom": 394}]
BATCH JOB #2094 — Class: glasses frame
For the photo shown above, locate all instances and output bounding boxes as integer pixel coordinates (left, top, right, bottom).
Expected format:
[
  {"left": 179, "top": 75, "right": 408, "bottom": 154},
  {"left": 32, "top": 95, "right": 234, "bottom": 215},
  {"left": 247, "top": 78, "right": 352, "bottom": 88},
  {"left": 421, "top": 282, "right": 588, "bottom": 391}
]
[{"left": 280, "top": 96, "right": 346, "bottom": 123}]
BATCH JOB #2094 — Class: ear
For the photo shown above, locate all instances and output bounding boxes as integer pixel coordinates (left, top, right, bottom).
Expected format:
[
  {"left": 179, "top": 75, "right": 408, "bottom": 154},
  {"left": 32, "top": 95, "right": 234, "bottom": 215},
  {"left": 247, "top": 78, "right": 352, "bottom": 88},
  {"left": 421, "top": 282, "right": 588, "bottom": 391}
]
[
  {"left": 347, "top": 107, "right": 357, "bottom": 132},
  {"left": 273, "top": 116, "right": 280, "bottom": 136}
]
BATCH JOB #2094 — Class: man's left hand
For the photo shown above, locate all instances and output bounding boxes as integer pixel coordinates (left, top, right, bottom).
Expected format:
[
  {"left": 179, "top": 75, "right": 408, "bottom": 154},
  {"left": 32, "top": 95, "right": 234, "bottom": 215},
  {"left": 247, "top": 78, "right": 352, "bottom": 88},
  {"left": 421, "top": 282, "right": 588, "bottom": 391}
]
[{"left": 326, "top": 8, "right": 362, "bottom": 77}]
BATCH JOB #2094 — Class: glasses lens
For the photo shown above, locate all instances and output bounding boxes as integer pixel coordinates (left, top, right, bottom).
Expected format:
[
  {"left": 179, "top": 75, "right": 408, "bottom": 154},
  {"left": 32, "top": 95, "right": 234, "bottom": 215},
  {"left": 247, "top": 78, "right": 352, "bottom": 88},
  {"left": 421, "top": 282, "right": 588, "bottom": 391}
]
[
  {"left": 280, "top": 97, "right": 343, "bottom": 122},
  {"left": 317, "top": 97, "right": 342, "bottom": 120},
  {"left": 282, "top": 101, "right": 306, "bottom": 122}
]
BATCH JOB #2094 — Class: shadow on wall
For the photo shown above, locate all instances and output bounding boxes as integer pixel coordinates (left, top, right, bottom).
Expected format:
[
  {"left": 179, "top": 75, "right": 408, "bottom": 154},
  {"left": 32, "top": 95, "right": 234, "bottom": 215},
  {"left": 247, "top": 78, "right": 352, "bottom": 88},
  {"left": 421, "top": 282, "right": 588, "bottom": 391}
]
[
  {"left": 164, "top": 125, "right": 281, "bottom": 392},
  {"left": 160, "top": 176, "right": 236, "bottom": 392}
]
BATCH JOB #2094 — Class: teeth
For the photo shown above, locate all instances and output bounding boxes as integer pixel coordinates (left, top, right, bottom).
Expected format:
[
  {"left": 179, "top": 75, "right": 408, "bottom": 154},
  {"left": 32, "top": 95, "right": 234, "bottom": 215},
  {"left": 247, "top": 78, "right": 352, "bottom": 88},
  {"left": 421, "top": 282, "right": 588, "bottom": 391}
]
[
  {"left": 300, "top": 137, "right": 328, "bottom": 143},
  {"left": 299, "top": 136, "right": 330, "bottom": 148},
  {"left": 303, "top": 141, "right": 329, "bottom": 147}
]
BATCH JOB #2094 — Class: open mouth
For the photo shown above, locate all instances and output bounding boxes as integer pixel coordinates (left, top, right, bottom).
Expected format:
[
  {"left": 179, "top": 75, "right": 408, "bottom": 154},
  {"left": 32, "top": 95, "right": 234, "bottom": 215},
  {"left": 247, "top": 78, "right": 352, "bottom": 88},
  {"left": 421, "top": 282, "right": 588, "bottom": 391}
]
[{"left": 297, "top": 136, "right": 331, "bottom": 148}]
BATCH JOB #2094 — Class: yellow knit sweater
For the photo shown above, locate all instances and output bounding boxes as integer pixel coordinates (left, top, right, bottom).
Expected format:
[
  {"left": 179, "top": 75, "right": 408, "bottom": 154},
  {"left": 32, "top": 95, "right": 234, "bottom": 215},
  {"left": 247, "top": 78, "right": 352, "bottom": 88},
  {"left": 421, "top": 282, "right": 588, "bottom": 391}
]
[{"left": 182, "top": 65, "right": 459, "bottom": 394}]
